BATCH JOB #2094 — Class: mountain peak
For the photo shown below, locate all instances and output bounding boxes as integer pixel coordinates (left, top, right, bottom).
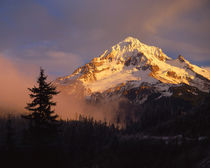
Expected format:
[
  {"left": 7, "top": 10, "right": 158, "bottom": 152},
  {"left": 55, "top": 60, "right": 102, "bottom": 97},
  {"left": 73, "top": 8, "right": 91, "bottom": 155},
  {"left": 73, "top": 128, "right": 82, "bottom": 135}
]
[
  {"left": 57, "top": 37, "right": 210, "bottom": 94},
  {"left": 99, "top": 36, "right": 171, "bottom": 64},
  {"left": 122, "top": 36, "right": 141, "bottom": 43}
]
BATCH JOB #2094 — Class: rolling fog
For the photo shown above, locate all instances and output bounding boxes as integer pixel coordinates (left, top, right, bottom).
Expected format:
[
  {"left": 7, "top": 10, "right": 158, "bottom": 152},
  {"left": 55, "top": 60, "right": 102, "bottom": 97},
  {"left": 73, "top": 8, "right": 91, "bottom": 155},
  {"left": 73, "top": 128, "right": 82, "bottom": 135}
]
[{"left": 0, "top": 54, "right": 121, "bottom": 122}]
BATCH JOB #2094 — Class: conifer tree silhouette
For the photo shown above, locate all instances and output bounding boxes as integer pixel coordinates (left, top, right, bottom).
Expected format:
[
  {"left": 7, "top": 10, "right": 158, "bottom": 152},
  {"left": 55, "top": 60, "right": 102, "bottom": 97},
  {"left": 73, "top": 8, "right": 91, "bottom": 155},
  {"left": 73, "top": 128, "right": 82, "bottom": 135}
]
[{"left": 22, "top": 68, "right": 60, "bottom": 141}]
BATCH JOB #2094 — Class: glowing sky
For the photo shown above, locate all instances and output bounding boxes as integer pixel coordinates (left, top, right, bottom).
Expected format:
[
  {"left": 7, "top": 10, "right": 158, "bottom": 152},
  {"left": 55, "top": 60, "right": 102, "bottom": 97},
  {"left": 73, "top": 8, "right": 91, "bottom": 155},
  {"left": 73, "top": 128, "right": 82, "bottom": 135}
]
[{"left": 1, "top": 0, "right": 210, "bottom": 76}]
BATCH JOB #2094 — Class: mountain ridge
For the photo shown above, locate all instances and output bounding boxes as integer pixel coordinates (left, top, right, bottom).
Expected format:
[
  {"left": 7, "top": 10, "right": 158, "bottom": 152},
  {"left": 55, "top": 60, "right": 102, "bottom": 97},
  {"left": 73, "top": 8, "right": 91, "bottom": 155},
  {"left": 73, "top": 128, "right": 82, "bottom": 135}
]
[{"left": 56, "top": 37, "right": 210, "bottom": 103}]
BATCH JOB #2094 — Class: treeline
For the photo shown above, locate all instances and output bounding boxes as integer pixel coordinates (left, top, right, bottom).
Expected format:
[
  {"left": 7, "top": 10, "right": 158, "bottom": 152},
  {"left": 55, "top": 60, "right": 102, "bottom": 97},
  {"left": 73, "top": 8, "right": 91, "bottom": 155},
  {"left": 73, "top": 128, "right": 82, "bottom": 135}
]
[
  {"left": 0, "top": 116, "right": 118, "bottom": 168},
  {"left": 0, "top": 115, "right": 209, "bottom": 168}
]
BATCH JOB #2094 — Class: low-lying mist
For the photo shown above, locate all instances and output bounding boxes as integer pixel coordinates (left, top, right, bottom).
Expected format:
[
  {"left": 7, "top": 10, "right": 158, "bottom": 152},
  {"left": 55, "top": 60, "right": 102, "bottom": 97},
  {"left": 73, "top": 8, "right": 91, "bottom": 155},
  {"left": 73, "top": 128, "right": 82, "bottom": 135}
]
[
  {"left": 0, "top": 55, "right": 35, "bottom": 116},
  {"left": 0, "top": 54, "right": 121, "bottom": 123},
  {"left": 55, "top": 93, "right": 123, "bottom": 122}
]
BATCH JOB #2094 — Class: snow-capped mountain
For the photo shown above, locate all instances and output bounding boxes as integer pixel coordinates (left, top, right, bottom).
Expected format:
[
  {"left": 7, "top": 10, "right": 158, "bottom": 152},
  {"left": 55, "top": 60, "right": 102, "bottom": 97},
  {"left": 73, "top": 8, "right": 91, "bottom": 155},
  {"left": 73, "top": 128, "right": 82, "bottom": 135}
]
[{"left": 56, "top": 37, "right": 210, "bottom": 103}]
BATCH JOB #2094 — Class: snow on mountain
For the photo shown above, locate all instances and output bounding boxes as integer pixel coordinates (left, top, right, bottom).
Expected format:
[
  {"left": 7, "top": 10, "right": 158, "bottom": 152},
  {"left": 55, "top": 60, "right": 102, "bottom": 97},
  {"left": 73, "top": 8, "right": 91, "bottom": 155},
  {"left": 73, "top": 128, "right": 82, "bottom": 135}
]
[{"left": 56, "top": 37, "right": 210, "bottom": 99}]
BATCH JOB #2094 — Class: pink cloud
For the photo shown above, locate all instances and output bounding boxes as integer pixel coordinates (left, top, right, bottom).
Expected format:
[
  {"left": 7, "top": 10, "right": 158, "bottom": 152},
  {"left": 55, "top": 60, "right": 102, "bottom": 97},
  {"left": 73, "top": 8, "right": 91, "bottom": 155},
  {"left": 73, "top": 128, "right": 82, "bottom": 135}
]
[{"left": 0, "top": 54, "right": 37, "bottom": 115}]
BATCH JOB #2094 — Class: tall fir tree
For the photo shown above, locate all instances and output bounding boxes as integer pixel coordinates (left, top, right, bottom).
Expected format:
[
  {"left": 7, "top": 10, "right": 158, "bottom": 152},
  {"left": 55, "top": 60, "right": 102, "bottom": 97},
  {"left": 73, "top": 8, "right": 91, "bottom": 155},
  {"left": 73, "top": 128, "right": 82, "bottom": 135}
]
[{"left": 22, "top": 68, "right": 60, "bottom": 138}]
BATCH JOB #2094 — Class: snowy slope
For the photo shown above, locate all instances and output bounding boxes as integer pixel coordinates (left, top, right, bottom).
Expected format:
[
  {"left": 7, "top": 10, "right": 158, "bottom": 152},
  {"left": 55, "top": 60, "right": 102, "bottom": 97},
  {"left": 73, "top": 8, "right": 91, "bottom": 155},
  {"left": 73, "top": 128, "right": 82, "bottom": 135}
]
[{"left": 56, "top": 37, "right": 210, "bottom": 98}]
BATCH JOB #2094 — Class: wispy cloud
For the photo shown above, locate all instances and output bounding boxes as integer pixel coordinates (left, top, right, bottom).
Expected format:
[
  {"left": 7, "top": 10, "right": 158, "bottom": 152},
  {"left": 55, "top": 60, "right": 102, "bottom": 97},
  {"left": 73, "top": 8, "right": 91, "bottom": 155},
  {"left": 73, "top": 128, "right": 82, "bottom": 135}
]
[
  {"left": 0, "top": 0, "right": 209, "bottom": 72},
  {"left": 144, "top": 0, "right": 205, "bottom": 34},
  {"left": 0, "top": 53, "right": 36, "bottom": 114},
  {"left": 4, "top": 46, "right": 83, "bottom": 76}
]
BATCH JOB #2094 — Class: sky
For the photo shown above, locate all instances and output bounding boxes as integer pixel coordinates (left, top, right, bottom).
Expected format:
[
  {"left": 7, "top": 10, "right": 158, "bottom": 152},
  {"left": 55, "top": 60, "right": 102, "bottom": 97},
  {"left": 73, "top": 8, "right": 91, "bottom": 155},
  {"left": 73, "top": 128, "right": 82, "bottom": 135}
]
[{"left": 0, "top": 0, "right": 210, "bottom": 77}]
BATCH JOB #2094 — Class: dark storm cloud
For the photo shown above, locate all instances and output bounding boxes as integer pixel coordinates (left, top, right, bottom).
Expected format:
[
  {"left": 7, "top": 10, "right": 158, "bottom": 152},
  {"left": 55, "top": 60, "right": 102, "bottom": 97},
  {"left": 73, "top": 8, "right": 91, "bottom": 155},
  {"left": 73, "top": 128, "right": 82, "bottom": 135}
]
[{"left": 0, "top": 0, "right": 210, "bottom": 76}]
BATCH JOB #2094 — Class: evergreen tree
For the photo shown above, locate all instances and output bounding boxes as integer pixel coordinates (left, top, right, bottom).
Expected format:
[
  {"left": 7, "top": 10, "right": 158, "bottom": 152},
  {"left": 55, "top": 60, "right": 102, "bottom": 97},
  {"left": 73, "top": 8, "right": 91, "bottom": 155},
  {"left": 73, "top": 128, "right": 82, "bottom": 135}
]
[{"left": 22, "top": 68, "right": 60, "bottom": 139}]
